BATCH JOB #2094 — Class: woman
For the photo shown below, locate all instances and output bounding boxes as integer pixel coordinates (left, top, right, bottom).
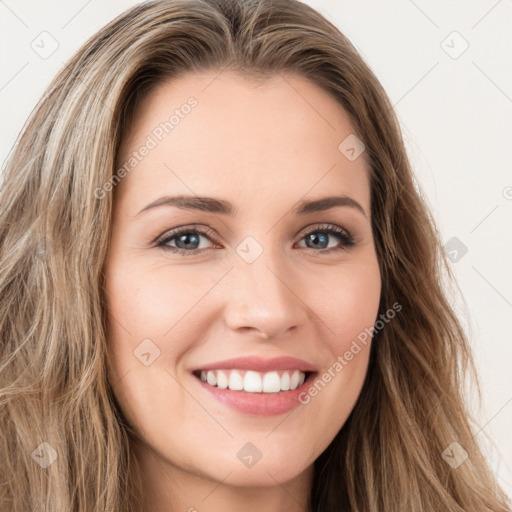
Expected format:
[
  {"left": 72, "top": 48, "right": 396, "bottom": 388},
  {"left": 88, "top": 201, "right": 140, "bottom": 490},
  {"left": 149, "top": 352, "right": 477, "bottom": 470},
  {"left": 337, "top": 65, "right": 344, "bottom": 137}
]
[{"left": 0, "top": 0, "right": 509, "bottom": 511}]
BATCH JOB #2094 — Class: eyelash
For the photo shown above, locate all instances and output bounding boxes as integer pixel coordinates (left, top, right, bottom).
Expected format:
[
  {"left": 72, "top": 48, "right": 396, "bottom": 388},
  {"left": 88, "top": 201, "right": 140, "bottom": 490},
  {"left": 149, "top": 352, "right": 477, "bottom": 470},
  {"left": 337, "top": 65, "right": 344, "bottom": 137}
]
[{"left": 154, "top": 223, "right": 356, "bottom": 256}]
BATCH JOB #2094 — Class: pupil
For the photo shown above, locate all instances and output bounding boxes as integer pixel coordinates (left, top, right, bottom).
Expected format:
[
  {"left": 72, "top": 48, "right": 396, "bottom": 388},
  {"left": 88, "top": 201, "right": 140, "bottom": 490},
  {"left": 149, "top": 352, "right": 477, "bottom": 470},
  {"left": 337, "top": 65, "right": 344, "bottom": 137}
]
[
  {"left": 178, "top": 233, "right": 199, "bottom": 249},
  {"left": 308, "top": 232, "right": 327, "bottom": 249}
]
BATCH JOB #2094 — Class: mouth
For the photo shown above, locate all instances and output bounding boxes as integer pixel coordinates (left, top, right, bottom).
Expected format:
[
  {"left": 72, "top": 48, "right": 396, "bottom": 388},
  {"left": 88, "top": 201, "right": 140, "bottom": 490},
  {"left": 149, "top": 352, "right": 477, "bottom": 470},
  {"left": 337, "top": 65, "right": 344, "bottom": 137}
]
[{"left": 189, "top": 355, "right": 318, "bottom": 416}]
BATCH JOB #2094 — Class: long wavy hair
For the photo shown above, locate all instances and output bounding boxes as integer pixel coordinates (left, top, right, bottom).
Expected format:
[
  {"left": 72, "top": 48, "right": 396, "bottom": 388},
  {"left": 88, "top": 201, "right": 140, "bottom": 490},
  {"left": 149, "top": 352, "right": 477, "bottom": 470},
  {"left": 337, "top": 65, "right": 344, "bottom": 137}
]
[{"left": 0, "top": 0, "right": 509, "bottom": 510}]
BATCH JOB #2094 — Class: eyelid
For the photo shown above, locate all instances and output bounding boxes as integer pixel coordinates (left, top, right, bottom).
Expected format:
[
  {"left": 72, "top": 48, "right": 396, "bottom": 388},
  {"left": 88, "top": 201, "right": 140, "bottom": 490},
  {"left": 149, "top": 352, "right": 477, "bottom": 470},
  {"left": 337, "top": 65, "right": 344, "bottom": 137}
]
[
  {"left": 299, "top": 223, "right": 351, "bottom": 239},
  {"left": 153, "top": 224, "right": 218, "bottom": 246}
]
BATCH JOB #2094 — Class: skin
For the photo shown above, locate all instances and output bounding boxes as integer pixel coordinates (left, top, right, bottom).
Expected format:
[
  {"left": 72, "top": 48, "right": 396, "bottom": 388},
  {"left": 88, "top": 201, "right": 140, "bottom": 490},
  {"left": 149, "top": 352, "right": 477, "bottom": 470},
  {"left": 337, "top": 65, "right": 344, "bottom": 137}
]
[{"left": 104, "top": 70, "right": 382, "bottom": 512}]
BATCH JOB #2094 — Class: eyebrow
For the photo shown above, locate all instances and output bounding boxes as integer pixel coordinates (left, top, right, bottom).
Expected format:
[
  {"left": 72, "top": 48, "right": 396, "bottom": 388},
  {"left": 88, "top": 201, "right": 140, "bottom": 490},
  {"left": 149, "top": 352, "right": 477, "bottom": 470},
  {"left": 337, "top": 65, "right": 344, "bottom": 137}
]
[{"left": 136, "top": 194, "right": 368, "bottom": 218}]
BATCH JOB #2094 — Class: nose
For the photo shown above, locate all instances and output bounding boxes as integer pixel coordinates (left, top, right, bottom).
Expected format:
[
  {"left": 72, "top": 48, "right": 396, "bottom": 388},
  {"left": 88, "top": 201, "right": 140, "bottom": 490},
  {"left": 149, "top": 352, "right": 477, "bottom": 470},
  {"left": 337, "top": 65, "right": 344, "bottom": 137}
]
[{"left": 221, "top": 251, "right": 309, "bottom": 340}]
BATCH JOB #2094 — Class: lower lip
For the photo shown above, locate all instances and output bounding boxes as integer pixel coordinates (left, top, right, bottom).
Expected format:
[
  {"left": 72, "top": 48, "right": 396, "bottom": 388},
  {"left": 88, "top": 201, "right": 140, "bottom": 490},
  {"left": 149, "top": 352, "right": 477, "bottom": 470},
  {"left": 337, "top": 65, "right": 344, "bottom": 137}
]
[{"left": 192, "top": 373, "right": 316, "bottom": 416}]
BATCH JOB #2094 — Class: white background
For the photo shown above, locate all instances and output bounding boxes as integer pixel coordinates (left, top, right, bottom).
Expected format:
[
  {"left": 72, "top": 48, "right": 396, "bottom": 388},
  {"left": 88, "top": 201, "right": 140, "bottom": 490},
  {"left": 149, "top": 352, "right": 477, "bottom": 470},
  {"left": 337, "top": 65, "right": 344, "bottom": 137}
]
[{"left": 1, "top": 0, "right": 510, "bottom": 498}]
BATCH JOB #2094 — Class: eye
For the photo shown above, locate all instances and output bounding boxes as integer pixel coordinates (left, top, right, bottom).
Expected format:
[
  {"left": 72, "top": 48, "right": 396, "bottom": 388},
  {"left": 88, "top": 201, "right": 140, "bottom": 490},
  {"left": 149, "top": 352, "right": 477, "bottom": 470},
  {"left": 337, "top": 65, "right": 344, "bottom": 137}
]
[
  {"left": 295, "top": 223, "right": 355, "bottom": 253},
  {"left": 155, "top": 223, "right": 355, "bottom": 255},
  {"left": 155, "top": 224, "right": 218, "bottom": 255}
]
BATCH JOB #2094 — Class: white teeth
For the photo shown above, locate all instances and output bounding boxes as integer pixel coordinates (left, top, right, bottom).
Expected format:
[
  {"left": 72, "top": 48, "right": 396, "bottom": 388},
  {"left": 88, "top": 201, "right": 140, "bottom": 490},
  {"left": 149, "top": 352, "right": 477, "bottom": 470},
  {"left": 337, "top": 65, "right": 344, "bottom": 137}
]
[
  {"left": 280, "top": 371, "right": 290, "bottom": 391},
  {"left": 206, "top": 370, "right": 216, "bottom": 386},
  {"left": 290, "top": 370, "right": 300, "bottom": 390},
  {"left": 244, "top": 371, "right": 262, "bottom": 392},
  {"left": 198, "top": 369, "right": 308, "bottom": 393},
  {"left": 216, "top": 370, "right": 228, "bottom": 389},
  {"left": 228, "top": 371, "right": 243, "bottom": 391},
  {"left": 262, "top": 371, "right": 281, "bottom": 393}
]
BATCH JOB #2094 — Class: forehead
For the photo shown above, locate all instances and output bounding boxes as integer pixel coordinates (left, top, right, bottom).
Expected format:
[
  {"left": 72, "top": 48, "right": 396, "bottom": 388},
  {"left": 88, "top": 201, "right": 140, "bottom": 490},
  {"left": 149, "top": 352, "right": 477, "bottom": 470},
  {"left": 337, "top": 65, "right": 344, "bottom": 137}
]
[{"left": 115, "top": 70, "right": 370, "bottom": 215}]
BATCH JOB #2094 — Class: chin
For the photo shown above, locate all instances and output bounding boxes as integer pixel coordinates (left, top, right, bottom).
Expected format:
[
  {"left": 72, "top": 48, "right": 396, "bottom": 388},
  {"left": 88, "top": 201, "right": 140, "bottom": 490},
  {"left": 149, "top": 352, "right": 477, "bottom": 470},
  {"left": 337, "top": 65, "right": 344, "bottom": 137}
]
[
  {"left": 215, "top": 462, "right": 310, "bottom": 488},
  {"left": 203, "top": 445, "right": 314, "bottom": 487}
]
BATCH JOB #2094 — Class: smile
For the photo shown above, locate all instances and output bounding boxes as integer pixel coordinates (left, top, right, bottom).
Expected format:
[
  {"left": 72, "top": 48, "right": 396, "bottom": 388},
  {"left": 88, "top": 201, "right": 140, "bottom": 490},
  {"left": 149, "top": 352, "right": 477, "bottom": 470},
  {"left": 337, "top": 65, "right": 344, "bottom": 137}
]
[{"left": 190, "top": 356, "right": 318, "bottom": 416}]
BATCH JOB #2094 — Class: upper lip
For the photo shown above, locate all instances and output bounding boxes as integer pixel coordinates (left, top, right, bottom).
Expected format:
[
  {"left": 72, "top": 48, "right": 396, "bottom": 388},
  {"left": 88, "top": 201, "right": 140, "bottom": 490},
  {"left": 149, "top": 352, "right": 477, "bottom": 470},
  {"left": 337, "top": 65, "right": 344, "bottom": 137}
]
[{"left": 193, "top": 356, "right": 317, "bottom": 373}]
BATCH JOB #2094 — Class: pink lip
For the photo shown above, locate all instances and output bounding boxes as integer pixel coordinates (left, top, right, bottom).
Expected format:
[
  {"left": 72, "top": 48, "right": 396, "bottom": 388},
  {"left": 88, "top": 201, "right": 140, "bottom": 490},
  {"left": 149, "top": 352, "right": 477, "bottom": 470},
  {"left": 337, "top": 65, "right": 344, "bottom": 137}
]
[
  {"left": 192, "top": 355, "right": 317, "bottom": 373},
  {"left": 191, "top": 356, "right": 317, "bottom": 416}
]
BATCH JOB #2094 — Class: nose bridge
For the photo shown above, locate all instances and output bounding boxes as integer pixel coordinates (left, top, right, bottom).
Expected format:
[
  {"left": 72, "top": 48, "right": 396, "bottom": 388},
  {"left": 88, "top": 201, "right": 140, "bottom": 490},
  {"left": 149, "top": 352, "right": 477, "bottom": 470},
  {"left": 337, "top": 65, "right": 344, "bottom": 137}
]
[{"left": 222, "top": 234, "right": 307, "bottom": 338}]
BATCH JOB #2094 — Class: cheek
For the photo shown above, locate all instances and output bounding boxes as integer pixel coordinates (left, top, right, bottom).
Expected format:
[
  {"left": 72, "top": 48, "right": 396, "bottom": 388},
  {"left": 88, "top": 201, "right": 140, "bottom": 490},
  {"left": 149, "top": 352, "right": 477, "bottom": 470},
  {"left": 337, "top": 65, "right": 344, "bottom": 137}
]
[
  {"left": 104, "top": 257, "right": 228, "bottom": 393},
  {"left": 103, "top": 259, "right": 200, "bottom": 438},
  {"left": 105, "top": 258, "right": 210, "bottom": 345},
  {"left": 295, "top": 256, "right": 381, "bottom": 429},
  {"left": 312, "top": 256, "right": 382, "bottom": 352},
  {"left": 104, "top": 259, "right": 170, "bottom": 385}
]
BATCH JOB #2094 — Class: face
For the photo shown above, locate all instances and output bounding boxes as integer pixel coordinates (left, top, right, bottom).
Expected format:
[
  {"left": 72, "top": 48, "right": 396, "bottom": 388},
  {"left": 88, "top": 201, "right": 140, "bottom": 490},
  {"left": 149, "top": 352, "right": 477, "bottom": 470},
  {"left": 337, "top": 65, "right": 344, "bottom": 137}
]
[{"left": 104, "top": 70, "right": 381, "bottom": 495}]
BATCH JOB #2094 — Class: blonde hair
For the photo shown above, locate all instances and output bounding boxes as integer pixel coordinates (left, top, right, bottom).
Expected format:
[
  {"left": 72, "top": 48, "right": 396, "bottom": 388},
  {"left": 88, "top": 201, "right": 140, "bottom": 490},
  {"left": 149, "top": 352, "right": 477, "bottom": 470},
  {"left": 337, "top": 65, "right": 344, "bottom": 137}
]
[{"left": 0, "top": 0, "right": 509, "bottom": 510}]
